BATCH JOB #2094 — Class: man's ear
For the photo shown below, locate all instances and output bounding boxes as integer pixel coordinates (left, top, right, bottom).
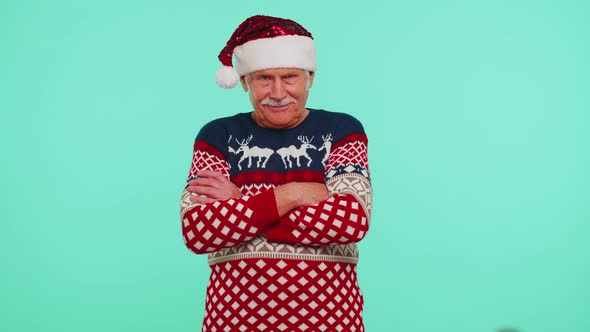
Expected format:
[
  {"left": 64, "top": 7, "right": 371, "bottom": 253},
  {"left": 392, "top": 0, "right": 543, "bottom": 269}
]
[
  {"left": 308, "top": 71, "right": 315, "bottom": 88},
  {"left": 240, "top": 76, "right": 248, "bottom": 92}
]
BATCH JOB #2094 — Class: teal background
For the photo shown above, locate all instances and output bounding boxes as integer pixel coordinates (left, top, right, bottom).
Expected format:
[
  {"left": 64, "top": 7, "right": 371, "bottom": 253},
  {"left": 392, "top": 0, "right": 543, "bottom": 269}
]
[{"left": 2, "top": 0, "right": 589, "bottom": 331}]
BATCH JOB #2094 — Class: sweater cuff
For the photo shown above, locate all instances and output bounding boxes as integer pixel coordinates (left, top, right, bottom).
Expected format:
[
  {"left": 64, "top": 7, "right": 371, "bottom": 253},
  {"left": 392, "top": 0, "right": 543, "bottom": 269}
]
[
  {"left": 248, "top": 188, "right": 280, "bottom": 227},
  {"left": 265, "top": 221, "right": 296, "bottom": 243}
]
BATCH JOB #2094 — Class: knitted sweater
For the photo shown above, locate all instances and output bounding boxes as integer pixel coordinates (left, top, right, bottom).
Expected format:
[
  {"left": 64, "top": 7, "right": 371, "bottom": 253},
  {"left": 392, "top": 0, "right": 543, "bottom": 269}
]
[{"left": 180, "top": 108, "right": 372, "bottom": 331}]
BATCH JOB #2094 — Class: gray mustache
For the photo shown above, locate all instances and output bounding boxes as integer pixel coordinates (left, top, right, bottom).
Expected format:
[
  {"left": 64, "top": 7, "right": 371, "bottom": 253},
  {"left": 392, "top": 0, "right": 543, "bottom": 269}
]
[{"left": 261, "top": 97, "right": 296, "bottom": 107}]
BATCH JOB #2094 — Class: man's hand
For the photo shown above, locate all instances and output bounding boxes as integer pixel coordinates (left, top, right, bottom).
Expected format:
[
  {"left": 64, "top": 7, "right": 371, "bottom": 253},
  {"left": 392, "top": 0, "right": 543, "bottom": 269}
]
[
  {"left": 274, "top": 182, "right": 330, "bottom": 216},
  {"left": 187, "top": 170, "right": 242, "bottom": 204}
]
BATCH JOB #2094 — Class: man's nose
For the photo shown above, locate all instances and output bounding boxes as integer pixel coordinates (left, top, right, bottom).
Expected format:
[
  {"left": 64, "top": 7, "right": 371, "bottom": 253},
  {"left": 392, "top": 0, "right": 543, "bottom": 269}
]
[{"left": 270, "top": 80, "right": 286, "bottom": 100}]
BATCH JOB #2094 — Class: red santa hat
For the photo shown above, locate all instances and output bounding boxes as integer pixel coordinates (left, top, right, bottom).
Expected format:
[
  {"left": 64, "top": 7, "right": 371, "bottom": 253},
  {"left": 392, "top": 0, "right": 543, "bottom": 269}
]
[{"left": 216, "top": 15, "right": 316, "bottom": 89}]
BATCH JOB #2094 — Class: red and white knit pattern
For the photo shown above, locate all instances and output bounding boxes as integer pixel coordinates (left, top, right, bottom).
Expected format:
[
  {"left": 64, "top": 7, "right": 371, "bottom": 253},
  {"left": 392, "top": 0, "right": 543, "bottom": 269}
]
[
  {"left": 265, "top": 135, "right": 372, "bottom": 246},
  {"left": 182, "top": 143, "right": 278, "bottom": 253},
  {"left": 181, "top": 134, "right": 371, "bottom": 331},
  {"left": 207, "top": 236, "right": 360, "bottom": 265},
  {"left": 202, "top": 259, "right": 364, "bottom": 332},
  {"left": 189, "top": 143, "right": 230, "bottom": 178},
  {"left": 325, "top": 136, "right": 369, "bottom": 175},
  {"left": 266, "top": 194, "right": 368, "bottom": 246}
]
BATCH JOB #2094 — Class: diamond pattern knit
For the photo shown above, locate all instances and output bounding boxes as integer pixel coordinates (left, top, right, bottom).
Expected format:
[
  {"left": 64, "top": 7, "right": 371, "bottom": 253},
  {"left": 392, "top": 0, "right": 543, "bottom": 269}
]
[{"left": 181, "top": 109, "right": 372, "bottom": 331}]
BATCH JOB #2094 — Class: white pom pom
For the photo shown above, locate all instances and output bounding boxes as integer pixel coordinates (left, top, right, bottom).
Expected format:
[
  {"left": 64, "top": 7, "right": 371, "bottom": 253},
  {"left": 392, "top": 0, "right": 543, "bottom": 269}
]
[{"left": 215, "top": 66, "right": 239, "bottom": 89}]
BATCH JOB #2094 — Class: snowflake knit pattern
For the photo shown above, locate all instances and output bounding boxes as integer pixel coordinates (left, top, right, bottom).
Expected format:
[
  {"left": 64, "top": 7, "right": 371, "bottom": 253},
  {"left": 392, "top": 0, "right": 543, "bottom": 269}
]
[{"left": 180, "top": 109, "right": 372, "bottom": 331}]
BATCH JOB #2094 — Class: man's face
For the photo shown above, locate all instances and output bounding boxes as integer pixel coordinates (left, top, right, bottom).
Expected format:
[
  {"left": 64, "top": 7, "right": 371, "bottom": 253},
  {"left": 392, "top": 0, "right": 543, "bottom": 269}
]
[{"left": 242, "top": 68, "right": 314, "bottom": 129}]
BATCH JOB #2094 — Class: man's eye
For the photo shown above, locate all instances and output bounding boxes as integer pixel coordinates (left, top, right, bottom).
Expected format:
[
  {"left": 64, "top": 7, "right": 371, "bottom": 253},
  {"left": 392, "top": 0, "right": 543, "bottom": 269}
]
[{"left": 283, "top": 75, "right": 298, "bottom": 81}]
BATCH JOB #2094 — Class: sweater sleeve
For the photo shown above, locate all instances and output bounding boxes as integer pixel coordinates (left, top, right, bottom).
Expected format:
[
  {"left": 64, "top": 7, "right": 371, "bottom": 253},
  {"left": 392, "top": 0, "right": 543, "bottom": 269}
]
[
  {"left": 180, "top": 124, "right": 279, "bottom": 254},
  {"left": 266, "top": 118, "right": 373, "bottom": 246}
]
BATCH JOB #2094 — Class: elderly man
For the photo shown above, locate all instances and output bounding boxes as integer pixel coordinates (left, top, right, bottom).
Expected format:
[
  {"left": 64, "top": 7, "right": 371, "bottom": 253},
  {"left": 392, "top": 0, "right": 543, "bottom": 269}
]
[{"left": 180, "top": 15, "right": 373, "bottom": 331}]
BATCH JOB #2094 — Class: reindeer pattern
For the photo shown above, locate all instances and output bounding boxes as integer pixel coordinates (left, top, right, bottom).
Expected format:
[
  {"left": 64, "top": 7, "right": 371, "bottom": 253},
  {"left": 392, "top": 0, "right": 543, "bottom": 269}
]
[{"left": 226, "top": 133, "right": 333, "bottom": 171}]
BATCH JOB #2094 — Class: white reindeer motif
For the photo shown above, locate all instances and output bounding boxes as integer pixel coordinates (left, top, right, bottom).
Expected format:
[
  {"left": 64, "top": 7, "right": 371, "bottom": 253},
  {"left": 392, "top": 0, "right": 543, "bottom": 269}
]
[
  {"left": 235, "top": 135, "right": 275, "bottom": 170},
  {"left": 276, "top": 135, "right": 317, "bottom": 168},
  {"left": 318, "top": 133, "right": 333, "bottom": 167}
]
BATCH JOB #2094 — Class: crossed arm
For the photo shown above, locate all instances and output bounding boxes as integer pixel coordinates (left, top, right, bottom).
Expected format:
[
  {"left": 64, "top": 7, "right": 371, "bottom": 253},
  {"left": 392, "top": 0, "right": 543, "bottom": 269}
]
[
  {"left": 186, "top": 170, "right": 329, "bottom": 217},
  {"left": 183, "top": 170, "right": 370, "bottom": 253},
  {"left": 180, "top": 172, "right": 332, "bottom": 254},
  {"left": 181, "top": 133, "right": 371, "bottom": 254}
]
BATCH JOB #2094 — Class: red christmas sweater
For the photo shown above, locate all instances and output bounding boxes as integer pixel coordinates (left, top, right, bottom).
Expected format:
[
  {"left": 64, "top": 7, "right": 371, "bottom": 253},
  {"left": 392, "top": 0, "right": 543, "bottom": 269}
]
[{"left": 180, "top": 109, "right": 372, "bottom": 331}]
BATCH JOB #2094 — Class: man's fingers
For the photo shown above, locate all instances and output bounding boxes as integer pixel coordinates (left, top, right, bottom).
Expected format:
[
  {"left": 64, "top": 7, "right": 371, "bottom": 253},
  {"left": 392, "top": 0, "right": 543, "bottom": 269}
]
[
  {"left": 189, "top": 194, "right": 215, "bottom": 204},
  {"left": 186, "top": 171, "right": 242, "bottom": 201},
  {"left": 197, "top": 170, "right": 227, "bottom": 181},
  {"left": 187, "top": 177, "right": 218, "bottom": 188},
  {"left": 187, "top": 185, "right": 217, "bottom": 196}
]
